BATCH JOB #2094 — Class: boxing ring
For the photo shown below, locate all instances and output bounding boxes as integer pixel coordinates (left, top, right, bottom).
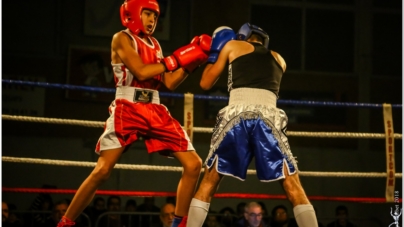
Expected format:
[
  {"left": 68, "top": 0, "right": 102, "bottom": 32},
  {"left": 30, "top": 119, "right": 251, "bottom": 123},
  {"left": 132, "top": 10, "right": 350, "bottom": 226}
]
[{"left": 2, "top": 79, "right": 402, "bottom": 224}]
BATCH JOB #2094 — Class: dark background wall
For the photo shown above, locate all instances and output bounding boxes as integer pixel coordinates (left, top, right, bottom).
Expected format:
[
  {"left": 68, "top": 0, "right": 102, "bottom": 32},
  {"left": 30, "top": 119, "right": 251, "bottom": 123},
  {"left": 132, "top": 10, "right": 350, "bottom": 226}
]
[{"left": 2, "top": 0, "right": 402, "bottom": 225}]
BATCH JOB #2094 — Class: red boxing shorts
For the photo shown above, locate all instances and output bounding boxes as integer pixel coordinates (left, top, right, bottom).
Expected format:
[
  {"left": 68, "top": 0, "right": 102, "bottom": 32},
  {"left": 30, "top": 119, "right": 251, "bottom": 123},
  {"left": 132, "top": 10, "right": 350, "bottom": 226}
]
[{"left": 95, "top": 87, "right": 194, "bottom": 156}]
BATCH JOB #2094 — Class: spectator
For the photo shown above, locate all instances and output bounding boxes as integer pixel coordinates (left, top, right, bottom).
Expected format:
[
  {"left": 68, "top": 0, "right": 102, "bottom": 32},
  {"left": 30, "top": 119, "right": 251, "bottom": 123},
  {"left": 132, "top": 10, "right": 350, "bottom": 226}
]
[
  {"left": 41, "top": 200, "right": 70, "bottom": 227},
  {"left": 84, "top": 197, "right": 107, "bottom": 226},
  {"left": 257, "top": 202, "right": 270, "bottom": 224},
  {"left": 2, "top": 202, "right": 9, "bottom": 223},
  {"left": 326, "top": 205, "right": 357, "bottom": 227},
  {"left": 165, "top": 197, "right": 176, "bottom": 206},
  {"left": 137, "top": 197, "right": 160, "bottom": 227},
  {"left": 235, "top": 202, "right": 246, "bottom": 221},
  {"left": 314, "top": 207, "right": 324, "bottom": 227},
  {"left": 6, "top": 203, "right": 23, "bottom": 227},
  {"left": 98, "top": 196, "right": 124, "bottom": 227},
  {"left": 218, "top": 207, "right": 236, "bottom": 227},
  {"left": 152, "top": 203, "right": 175, "bottom": 227},
  {"left": 122, "top": 199, "right": 139, "bottom": 227},
  {"left": 235, "top": 202, "right": 269, "bottom": 227},
  {"left": 3, "top": 201, "right": 23, "bottom": 227},
  {"left": 270, "top": 205, "right": 298, "bottom": 227},
  {"left": 203, "top": 211, "right": 223, "bottom": 227},
  {"left": 25, "top": 185, "right": 55, "bottom": 227},
  {"left": 125, "top": 200, "right": 137, "bottom": 212}
]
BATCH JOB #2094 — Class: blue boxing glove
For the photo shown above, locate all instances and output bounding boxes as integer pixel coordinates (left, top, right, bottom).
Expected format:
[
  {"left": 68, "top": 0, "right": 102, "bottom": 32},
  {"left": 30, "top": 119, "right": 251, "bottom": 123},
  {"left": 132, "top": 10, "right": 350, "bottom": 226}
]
[{"left": 207, "top": 26, "right": 236, "bottom": 64}]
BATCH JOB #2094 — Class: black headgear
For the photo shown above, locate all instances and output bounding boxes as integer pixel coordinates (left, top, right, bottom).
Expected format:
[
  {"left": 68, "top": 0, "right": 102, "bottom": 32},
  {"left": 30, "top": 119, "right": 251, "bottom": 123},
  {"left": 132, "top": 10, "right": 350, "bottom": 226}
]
[{"left": 236, "top": 23, "right": 269, "bottom": 48}]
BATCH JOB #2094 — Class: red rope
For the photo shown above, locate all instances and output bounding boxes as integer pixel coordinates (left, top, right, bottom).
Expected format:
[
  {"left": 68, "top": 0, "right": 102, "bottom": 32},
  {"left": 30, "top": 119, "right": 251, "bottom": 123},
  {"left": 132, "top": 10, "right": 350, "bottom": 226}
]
[{"left": 3, "top": 187, "right": 401, "bottom": 203}]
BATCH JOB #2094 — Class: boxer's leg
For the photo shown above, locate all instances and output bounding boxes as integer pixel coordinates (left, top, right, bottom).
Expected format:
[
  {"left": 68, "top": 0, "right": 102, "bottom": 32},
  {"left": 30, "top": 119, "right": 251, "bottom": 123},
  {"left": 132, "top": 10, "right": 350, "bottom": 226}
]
[
  {"left": 186, "top": 166, "right": 223, "bottom": 227},
  {"left": 58, "top": 147, "right": 125, "bottom": 227},
  {"left": 281, "top": 163, "right": 318, "bottom": 227},
  {"left": 171, "top": 150, "right": 202, "bottom": 227}
]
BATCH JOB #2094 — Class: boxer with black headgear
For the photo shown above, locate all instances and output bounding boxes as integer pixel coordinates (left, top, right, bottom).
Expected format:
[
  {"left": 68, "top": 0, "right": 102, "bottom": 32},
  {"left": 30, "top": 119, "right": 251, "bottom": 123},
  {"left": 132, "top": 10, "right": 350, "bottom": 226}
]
[
  {"left": 57, "top": 1, "right": 211, "bottom": 227},
  {"left": 186, "top": 23, "right": 318, "bottom": 227},
  {"left": 236, "top": 22, "right": 270, "bottom": 48}
]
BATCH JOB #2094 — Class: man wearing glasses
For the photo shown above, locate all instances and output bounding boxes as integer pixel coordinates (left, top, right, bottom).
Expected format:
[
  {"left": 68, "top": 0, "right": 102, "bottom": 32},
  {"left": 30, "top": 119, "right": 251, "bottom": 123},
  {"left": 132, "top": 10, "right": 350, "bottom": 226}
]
[{"left": 235, "top": 202, "right": 269, "bottom": 227}]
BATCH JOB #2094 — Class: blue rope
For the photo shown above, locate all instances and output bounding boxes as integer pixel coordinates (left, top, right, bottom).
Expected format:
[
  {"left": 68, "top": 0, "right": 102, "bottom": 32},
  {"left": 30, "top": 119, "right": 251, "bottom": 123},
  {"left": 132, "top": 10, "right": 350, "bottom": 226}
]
[{"left": 2, "top": 79, "right": 401, "bottom": 109}]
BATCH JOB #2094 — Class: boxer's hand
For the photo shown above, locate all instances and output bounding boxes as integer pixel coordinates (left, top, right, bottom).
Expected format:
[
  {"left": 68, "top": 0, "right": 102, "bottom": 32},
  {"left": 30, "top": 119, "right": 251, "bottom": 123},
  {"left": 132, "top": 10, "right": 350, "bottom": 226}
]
[
  {"left": 191, "top": 34, "right": 212, "bottom": 55},
  {"left": 161, "top": 43, "right": 208, "bottom": 73},
  {"left": 161, "top": 55, "right": 178, "bottom": 72},
  {"left": 179, "top": 34, "right": 212, "bottom": 72},
  {"left": 207, "top": 26, "right": 236, "bottom": 64}
]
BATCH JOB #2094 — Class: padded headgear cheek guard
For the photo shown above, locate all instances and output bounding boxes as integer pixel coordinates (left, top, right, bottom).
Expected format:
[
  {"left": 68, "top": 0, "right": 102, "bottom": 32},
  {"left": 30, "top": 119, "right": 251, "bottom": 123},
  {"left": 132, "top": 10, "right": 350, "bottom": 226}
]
[
  {"left": 120, "top": 0, "right": 160, "bottom": 36},
  {"left": 236, "top": 22, "right": 270, "bottom": 49}
]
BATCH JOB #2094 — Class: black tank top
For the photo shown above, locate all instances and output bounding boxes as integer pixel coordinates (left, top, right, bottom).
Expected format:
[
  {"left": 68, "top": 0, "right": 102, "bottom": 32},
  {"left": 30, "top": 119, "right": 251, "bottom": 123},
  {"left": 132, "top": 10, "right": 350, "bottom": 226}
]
[{"left": 228, "top": 42, "right": 283, "bottom": 96}]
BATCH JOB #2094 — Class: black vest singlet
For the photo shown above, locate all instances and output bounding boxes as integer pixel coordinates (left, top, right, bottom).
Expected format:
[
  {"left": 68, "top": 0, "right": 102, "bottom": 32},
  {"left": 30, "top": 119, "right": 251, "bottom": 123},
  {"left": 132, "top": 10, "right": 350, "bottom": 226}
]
[{"left": 228, "top": 42, "right": 283, "bottom": 96}]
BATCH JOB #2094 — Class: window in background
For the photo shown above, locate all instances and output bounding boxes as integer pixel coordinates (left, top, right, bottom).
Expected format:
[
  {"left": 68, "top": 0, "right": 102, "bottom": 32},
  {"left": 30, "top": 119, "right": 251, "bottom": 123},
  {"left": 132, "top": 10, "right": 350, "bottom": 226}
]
[
  {"left": 305, "top": 9, "right": 354, "bottom": 72},
  {"left": 372, "top": 13, "right": 402, "bottom": 77},
  {"left": 307, "top": 0, "right": 354, "bottom": 5},
  {"left": 251, "top": 5, "right": 302, "bottom": 71},
  {"left": 372, "top": 0, "right": 402, "bottom": 9}
]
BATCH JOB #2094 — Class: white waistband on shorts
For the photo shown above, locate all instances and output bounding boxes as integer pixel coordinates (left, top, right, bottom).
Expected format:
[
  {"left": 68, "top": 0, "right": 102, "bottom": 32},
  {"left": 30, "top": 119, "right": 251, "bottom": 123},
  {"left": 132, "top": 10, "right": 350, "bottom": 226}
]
[
  {"left": 115, "top": 86, "right": 160, "bottom": 104},
  {"left": 229, "top": 88, "right": 277, "bottom": 107}
]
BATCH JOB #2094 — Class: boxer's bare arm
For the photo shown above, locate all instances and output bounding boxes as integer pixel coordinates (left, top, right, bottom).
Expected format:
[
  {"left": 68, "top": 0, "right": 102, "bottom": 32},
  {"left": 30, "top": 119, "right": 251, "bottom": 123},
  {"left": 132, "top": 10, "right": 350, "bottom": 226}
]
[
  {"left": 111, "top": 32, "right": 165, "bottom": 81},
  {"left": 162, "top": 69, "right": 189, "bottom": 91},
  {"left": 200, "top": 42, "right": 233, "bottom": 90},
  {"left": 200, "top": 64, "right": 218, "bottom": 90},
  {"left": 271, "top": 50, "right": 287, "bottom": 73}
]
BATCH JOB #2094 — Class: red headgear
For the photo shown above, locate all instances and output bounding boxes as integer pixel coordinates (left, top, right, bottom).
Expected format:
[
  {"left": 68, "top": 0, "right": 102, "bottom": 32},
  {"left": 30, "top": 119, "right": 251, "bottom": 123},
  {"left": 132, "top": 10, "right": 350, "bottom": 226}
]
[{"left": 120, "top": 0, "right": 160, "bottom": 36}]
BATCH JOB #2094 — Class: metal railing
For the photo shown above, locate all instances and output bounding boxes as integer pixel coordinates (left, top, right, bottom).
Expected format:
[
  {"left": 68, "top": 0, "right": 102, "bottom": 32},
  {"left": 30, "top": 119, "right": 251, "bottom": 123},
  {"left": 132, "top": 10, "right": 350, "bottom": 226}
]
[
  {"left": 94, "top": 211, "right": 160, "bottom": 227},
  {"left": 10, "top": 211, "right": 91, "bottom": 227},
  {"left": 8, "top": 210, "right": 384, "bottom": 227}
]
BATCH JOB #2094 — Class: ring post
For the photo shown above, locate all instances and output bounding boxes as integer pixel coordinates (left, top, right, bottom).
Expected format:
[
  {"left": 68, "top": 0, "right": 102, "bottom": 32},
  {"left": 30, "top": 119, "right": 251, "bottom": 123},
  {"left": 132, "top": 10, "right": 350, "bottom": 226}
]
[
  {"left": 383, "top": 103, "right": 395, "bottom": 202},
  {"left": 184, "top": 93, "right": 194, "bottom": 142}
]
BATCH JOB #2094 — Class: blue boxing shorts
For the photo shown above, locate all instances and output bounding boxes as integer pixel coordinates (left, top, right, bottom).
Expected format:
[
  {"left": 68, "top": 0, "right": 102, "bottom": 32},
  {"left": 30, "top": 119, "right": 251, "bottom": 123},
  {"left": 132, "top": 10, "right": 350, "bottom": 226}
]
[{"left": 204, "top": 88, "right": 298, "bottom": 182}]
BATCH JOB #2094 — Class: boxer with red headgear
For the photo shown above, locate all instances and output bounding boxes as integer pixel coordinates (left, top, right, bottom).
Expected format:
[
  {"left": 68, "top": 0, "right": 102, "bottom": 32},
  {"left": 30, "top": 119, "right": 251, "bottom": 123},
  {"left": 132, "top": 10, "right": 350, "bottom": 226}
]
[
  {"left": 120, "top": 0, "right": 160, "bottom": 36},
  {"left": 57, "top": 1, "right": 210, "bottom": 227}
]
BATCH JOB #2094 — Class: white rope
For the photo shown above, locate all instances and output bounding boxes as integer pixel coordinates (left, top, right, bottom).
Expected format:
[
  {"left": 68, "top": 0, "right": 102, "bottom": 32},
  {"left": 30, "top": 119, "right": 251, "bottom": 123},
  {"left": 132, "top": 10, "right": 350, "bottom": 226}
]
[
  {"left": 2, "top": 156, "right": 402, "bottom": 178},
  {"left": 286, "top": 131, "right": 401, "bottom": 139},
  {"left": 2, "top": 156, "right": 183, "bottom": 172},
  {"left": 2, "top": 114, "right": 104, "bottom": 128},
  {"left": 2, "top": 115, "right": 402, "bottom": 139}
]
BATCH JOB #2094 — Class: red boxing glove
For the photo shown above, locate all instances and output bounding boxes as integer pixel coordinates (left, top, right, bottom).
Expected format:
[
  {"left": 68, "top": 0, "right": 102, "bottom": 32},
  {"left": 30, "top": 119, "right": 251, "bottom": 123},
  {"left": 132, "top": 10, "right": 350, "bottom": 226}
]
[
  {"left": 174, "top": 43, "right": 208, "bottom": 73},
  {"left": 162, "top": 43, "right": 208, "bottom": 73},
  {"left": 161, "top": 55, "right": 178, "bottom": 72},
  {"left": 161, "top": 35, "right": 211, "bottom": 73},
  {"left": 182, "top": 34, "right": 211, "bottom": 72},
  {"left": 190, "top": 35, "right": 200, "bottom": 44},
  {"left": 191, "top": 34, "right": 212, "bottom": 55}
]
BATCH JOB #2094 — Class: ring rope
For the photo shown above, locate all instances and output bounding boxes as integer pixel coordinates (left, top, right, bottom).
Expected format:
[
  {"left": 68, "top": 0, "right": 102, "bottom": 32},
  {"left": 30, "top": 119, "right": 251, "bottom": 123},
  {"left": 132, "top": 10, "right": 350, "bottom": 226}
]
[
  {"left": 2, "top": 156, "right": 402, "bottom": 178},
  {"left": 4, "top": 80, "right": 403, "bottom": 204},
  {"left": 2, "top": 187, "right": 401, "bottom": 203},
  {"left": 2, "top": 114, "right": 402, "bottom": 139},
  {"left": 3, "top": 79, "right": 402, "bottom": 108}
]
